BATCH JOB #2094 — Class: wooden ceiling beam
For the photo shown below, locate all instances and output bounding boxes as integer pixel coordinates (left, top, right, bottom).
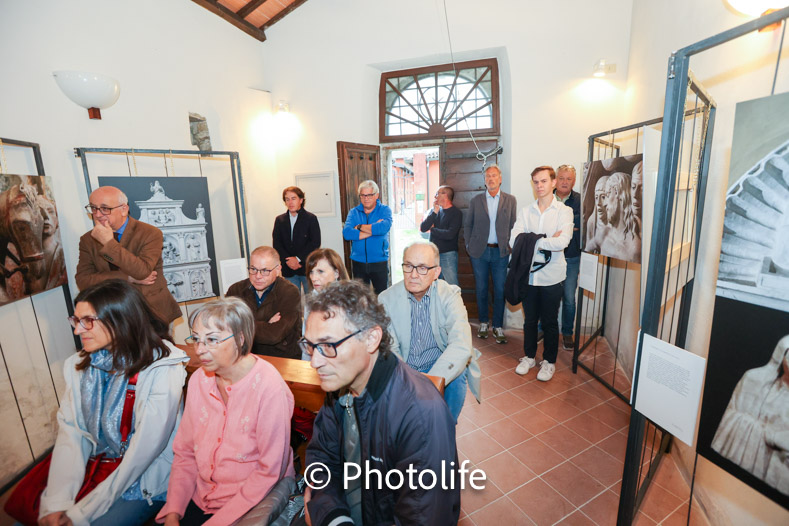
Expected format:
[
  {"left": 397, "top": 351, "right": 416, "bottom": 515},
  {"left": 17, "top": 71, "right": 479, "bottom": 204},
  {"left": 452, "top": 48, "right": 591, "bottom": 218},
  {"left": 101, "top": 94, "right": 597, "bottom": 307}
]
[
  {"left": 260, "top": 0, "right": 309, "bottom": 30},
  {"left": 191, "top": 0, "right": 267, "bottom": 42},
  {"left": 237, "top": 0, "right": 270, "bottom": 19}
]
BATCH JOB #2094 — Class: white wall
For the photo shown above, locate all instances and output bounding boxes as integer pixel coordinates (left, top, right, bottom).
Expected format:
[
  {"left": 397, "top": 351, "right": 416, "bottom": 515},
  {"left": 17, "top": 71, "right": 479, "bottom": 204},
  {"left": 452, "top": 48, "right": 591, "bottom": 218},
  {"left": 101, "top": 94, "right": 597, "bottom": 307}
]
[
  {"left": 261, "top": 0, "right": 635, "bottom": 254},
  {"left": 625, "top": 1, "right": 789, "bottom": 524},
  {"left": 0, "top": 0, "right": 275, "bottom": 483}
]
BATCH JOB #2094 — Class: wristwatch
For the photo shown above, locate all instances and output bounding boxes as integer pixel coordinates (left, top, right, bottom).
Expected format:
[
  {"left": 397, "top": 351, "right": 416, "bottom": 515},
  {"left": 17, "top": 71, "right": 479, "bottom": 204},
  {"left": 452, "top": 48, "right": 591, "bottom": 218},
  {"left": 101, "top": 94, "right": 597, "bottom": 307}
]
[{"left": 355, "top": 224, "right": 362, "bottom": 231}]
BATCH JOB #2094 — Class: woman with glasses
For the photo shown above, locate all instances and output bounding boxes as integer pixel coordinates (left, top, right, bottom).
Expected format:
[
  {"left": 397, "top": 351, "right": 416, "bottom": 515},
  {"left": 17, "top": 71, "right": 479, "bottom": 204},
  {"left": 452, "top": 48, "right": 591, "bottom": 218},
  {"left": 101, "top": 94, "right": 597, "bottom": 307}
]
[
  {"left": 158, "top": 297, "right": 295, "bottom": 526},
  {"left": 36, "top": 280, "right": 188, "bottom": 526}
]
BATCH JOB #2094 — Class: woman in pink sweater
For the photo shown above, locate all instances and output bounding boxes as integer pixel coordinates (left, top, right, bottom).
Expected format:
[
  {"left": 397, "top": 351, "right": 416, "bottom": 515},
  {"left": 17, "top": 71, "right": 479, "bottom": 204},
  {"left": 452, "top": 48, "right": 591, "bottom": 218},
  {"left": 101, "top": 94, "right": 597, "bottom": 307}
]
[{"left": 157, "top": 298, "right": 295, "bottom": 525}]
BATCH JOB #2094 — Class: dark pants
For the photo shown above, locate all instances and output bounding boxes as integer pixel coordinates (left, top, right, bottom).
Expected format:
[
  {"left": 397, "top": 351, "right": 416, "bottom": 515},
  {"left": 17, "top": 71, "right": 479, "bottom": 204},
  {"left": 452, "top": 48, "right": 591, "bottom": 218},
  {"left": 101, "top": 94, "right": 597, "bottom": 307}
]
[
  {"left": 352, "top": 260, "right": 389, "bottom": 294},
  {"left": 523, "top": 282, "right": 563, "bottom": 364},
  {"left": 180, "top": 500, "right": 214, "bottom": 526}
]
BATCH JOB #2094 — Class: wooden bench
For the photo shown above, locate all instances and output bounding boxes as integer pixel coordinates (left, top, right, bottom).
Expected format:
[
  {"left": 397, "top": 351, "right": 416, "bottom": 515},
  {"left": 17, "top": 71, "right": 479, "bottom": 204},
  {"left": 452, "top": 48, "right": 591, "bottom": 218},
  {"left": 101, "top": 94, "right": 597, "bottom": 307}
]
[{"left": 177, "top": 344, "right": 445, "bottom": 411}]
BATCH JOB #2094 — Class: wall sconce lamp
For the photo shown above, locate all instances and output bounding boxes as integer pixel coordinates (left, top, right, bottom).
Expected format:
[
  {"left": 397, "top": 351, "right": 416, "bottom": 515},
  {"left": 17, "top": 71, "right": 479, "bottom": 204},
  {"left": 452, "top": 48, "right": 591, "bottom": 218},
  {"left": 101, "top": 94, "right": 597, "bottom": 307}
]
[
  {"left": 725, "top": 0, "right": 789, "bottom": 17},
  {"left": 277, "top": 100, "right": 290, "bottom": 113},
  {"left": 53, "top": 71, "right": 121, "bottom": 119},
  {"left": 593, "top": 59, "right": 617, "bottom": 78}
]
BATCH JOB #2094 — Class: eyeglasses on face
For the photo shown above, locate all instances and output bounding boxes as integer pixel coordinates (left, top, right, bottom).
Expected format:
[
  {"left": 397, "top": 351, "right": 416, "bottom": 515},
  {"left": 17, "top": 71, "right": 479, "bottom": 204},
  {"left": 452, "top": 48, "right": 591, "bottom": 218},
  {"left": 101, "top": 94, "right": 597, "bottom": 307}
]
[
  {"left": 359, "top": 193, "right": 377, "bottom": 198},
  {"left": 248, "top": 265, "right": 280, "bottom": 276},
  {"left": 84, "top": 204, "right": 125, "bottom": 216},
  {"left": 298, "top": 328, "right": 365, "bottom": 358},
  {"left": 402, "top": 263, "right": 437, "bottom": 276},
  {"left": 68, "top": 315, "right": 100, "bottom": 330},
  {"left": 185, "top": 334, "right": 234, "bottom": 349}
]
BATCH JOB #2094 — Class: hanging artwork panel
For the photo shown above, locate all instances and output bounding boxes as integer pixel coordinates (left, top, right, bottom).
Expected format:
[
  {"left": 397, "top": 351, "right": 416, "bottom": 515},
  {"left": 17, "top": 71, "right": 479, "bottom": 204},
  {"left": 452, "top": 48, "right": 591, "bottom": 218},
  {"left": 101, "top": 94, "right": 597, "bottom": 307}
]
[
  {"left": 582, "top": 154, "right": 643, "bottom": 264},
  {"left": 98, "top": 176, "right": 219, "bottom": 302},
  {"left": 0, "top": 174, "right": 67, "bottom": 306}
]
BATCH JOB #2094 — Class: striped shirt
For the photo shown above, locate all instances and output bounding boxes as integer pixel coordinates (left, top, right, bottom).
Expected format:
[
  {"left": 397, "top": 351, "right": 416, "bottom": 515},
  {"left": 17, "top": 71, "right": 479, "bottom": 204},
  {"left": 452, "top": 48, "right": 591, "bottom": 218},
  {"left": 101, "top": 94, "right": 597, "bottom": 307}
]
[{"left": 406, "top": 291, "right": 442, "bottom": 373}]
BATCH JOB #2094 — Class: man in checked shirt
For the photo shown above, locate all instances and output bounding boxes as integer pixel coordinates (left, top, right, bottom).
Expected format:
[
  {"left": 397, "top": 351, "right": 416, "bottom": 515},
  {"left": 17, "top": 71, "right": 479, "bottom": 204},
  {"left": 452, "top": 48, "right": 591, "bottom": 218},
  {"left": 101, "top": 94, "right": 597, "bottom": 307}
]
[{"left": 379, "top": 241, "right": 481, "bottom": 422}]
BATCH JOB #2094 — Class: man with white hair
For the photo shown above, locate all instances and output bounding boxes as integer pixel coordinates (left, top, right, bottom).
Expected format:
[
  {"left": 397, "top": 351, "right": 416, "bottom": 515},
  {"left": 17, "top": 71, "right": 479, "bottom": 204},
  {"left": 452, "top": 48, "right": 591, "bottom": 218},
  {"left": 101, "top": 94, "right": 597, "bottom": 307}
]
[
  {"left": 342, "top": 180, "right": 392, "bottom": 294},
  {"left": 76, "top": 185, "right": 181, "bottom": 324},
  {"left": 378, "top": 241, "right": 481, "bottom": 421}
]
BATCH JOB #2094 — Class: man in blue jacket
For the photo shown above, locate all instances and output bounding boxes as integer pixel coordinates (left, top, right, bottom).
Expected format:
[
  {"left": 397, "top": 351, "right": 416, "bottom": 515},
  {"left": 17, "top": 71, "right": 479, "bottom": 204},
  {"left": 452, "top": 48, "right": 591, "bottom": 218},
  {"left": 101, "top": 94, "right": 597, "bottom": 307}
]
[{"left": 342, "top": 180, "right": 393, "bottom": 294}]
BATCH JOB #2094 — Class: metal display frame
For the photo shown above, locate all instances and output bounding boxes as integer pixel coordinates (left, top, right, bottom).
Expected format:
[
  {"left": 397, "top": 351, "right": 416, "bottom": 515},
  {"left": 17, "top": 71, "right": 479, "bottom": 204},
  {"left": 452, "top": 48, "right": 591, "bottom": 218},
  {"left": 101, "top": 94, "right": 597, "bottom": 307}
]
[
  {"left": 618, "top": 7, "right": 789, "bottom": 525},
  {"left": 74, "top": 147, "right": 252, "bottom": 305},
  {"left": 0, "top": 136, "right": 77, "bottom": 496}
]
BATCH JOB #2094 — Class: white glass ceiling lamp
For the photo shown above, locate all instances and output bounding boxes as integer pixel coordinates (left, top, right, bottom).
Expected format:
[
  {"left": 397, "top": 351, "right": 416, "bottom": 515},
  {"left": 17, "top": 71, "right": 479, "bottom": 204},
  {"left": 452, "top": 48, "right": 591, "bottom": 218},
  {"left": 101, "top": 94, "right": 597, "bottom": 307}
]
[
  {"left": 725, "top": 0, "right": 789, "bottom": 17},
  {"left": 52, "top": 71, "right": 120, "bottom": 119}
]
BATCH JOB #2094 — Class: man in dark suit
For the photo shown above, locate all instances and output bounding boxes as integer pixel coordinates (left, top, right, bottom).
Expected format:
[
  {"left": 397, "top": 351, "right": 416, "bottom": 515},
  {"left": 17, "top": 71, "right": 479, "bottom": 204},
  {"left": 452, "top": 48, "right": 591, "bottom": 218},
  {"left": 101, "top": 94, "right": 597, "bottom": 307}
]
[
  {"left": 555, "top": 165, "right": 581, "bottom": 350},
  {"left": 75, "top": 186, "right": 182, "bottom": 325},
  {"left": 272, "top": 186, "right": 321, "bottom": 293},
  {"left": 463, "top": 164, "right": 517, "bottom": 344}
]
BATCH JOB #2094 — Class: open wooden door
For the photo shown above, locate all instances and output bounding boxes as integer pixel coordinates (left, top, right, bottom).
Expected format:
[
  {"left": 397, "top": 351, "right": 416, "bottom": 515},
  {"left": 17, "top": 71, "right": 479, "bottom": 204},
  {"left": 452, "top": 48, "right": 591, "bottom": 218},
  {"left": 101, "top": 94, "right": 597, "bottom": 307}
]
[
  {"left": 440, "top": 139, "right": 500, "bottom": 318},
  {"left": 337, "top": 141, "right": 382, "bottom": 275}
]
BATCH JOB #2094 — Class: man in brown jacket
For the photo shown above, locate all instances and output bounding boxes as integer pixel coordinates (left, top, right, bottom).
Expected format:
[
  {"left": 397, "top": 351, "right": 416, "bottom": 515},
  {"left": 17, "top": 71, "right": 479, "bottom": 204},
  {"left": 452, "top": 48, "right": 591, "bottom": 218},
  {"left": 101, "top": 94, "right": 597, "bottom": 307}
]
[
  {"left": 226, "top": 246, "right": 301, "bottom": 359},
  {"left": 75, "top": 186, "right": 182, "bottom": 324}
]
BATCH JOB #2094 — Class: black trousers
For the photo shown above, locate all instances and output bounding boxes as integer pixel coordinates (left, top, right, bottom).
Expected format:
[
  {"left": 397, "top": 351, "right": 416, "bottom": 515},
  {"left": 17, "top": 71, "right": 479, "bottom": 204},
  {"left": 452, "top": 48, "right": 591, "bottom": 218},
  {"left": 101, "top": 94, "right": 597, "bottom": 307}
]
[
  {"left": 523, "top": 282, "right": 563, "bottom": 364},
  {"left": 180, "top": 500, "right": 214, "bottom": 526},
  {"left": 352, "top": 260, "right": 389, "bottom": 294}
]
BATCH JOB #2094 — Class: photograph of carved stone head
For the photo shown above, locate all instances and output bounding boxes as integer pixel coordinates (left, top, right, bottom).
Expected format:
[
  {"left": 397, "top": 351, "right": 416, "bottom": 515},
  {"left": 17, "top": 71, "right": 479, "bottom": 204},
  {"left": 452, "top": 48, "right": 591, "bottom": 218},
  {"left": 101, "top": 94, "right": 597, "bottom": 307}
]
[
  {"left": 718, "top": 92, "right": 789, "bottom": 313},
  {"left": 98, "top": 176, "right": 219, "bottom": 302},
  {"left": 0, "top": 175, "right": 67, "bottom": 306},
  {"left": 582, "top": 154, "right": 643, "bottom": 264}
]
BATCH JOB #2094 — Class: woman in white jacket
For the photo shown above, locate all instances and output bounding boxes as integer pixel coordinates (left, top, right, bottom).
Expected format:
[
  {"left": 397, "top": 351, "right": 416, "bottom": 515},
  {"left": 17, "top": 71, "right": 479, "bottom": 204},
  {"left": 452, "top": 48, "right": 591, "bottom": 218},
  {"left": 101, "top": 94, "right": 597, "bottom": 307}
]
[{"left": 38, "top": 280, "right": 188, "bottom": 526}]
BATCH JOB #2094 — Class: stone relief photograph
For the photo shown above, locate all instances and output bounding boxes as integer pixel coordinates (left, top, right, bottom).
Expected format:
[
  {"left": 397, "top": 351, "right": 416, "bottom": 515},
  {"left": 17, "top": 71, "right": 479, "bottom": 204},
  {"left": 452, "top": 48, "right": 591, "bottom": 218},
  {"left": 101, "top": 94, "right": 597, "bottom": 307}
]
[
  {"left": 697, "top": 295, "right": 789, "bottom": 509},
  {"left": 582, "top": 154, "right": 643, "bottom": 264},
  {"left": 98, "top": 176, "right": 219, "bottom": 302},
  {"left": 0, "top": 174, "right": 67, "bottom": 306},
  {"left": 717, "top": 93, "right": 789, "bottom": 313}
]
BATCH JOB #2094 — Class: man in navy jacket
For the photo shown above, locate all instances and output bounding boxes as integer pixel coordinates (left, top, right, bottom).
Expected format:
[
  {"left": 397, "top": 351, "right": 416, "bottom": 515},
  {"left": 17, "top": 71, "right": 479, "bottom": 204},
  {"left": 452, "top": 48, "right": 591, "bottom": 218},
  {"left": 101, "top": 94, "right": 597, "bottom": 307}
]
[
  {"left": 554, "top": 165, "right": 581, "bottom": 350},
  {"left": 272, "top": 185, "right": 321, "bottom": 293},
  {"left": 342, "top": 180, "right": 392, "bottom": 294}
]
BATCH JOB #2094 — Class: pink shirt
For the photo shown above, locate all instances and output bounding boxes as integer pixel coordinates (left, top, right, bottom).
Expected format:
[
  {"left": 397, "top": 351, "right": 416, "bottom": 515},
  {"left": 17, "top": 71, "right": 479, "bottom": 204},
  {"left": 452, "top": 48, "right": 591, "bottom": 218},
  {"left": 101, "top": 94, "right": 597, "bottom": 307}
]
[{"left": 157, "top": 356, "right": 295, "bottom": 525}]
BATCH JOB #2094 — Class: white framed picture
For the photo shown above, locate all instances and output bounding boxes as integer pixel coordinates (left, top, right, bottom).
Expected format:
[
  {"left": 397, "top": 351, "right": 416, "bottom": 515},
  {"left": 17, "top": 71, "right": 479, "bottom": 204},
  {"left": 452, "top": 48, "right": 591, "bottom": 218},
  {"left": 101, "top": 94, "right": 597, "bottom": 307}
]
[{"left": 295, "top": 171, "right": 336, "bottom": 217}]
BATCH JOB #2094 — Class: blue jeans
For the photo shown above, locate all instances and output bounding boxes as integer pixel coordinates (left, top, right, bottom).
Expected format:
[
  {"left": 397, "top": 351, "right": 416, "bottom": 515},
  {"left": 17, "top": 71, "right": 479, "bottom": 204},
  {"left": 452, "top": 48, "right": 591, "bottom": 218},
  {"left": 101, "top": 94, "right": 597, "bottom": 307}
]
[
  {"left": 561, "top": 256, "right": 581, "bottom": 336},
  {"left": 91, "top": 498, "right": 164, "bottom": 526},
  {"left": 286, "top": 275, "right": 308, "bottom": 294},
  {"left": 439, "top": 251, "right": 459, "bottom": 286},
  {"left": 470, "top": 247, "right": 508, "bottom": 327},
  {"left": 443, "top": 370, "right": 468, "bottom": 423}
]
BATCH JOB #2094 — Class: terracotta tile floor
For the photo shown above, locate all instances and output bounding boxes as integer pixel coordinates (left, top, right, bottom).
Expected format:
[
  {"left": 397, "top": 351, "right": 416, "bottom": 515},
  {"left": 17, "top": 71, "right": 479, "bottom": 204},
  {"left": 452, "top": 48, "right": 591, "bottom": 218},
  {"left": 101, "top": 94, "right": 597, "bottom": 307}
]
[{"left": 458, "top": 326, "right": 710, "bottom": 525}]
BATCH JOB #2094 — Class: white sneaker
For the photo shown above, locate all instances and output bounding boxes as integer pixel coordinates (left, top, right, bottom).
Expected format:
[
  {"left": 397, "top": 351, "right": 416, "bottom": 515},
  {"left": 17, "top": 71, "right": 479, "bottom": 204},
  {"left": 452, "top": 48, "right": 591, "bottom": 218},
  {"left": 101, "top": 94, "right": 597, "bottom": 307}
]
[
  {"left": 477, "top": 322, "right": 490, "bottom": 339},
  {"left": 515, "top": 357, "right": 536, "bottom": 375},
  {"left": 537, "top": 361, "right": 556, "bottom": 382}
]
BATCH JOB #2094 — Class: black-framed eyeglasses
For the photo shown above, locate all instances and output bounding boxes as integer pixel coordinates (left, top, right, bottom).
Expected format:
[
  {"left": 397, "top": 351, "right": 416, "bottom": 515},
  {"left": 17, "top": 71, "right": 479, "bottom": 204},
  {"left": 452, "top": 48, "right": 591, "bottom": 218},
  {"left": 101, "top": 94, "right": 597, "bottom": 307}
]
[
  {"left": 298, "top": 328, "right": 365, "bottom": 358},
  {"left": 248, "top": 265, "right": 280, "bottom": 276},
  {"left": 84, "top": 204, "right": 125, "bottom": 216},
  {"left": 402, "top": 263, "right": 437, "bottom": 275},
  {"left": 68, "top": 315, "right": 100, "bottom": 330},
  {"left": 185, "top": 334, "right": 234, "bottom": 349},
  {"left": 359, "top": 193, "right": 377, "bottom": 198}
]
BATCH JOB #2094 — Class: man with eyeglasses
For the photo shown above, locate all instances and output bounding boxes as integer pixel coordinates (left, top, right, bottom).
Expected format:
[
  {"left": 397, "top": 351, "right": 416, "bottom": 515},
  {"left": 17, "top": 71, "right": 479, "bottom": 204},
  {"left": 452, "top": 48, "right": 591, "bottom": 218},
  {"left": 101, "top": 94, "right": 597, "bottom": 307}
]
[
  {"left": 419, "top": 185, "right": 462, "bottom": 286},
  {"left": 226, "top": 246, "right": 301, "bottom": 358},
  {"left": 300, "top": 280, "right": 459, "bottom": 526},
  {"left": 378, "top": 241, "right": 481, "bottom": 422},
  {"left": 75, "top": 186, "right": 181, "bottom": 325},
  {"left": 342, "top": 180, "right": 392, "bottom": 294}
]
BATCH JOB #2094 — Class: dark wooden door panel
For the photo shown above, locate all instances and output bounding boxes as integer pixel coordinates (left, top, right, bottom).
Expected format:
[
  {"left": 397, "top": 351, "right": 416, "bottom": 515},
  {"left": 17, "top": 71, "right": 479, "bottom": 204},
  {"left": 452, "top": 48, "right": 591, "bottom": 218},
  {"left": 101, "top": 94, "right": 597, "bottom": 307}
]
[
  {"left": 440, "top": 139, "right": 500, "bottom": 316},
  {"left": 337, "top": 141, "right": 381, "bottom": 275}
]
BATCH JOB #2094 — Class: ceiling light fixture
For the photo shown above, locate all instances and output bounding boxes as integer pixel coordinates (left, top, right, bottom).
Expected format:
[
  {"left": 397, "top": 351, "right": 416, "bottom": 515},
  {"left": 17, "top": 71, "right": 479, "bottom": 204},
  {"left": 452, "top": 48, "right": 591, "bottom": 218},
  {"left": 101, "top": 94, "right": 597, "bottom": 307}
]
[
  {"left": 52, "top": 71, "right": 120, "bottom": 119},
  {"left": 593, "top": 59, "right": 616, "bottom": 78}
]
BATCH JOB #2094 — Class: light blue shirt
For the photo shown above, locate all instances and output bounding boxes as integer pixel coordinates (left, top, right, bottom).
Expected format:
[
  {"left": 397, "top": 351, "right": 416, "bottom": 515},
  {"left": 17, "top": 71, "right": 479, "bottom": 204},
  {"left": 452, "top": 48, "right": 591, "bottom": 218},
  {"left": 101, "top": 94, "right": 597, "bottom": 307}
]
[{"left": 486, "top": 191, "right": 500, "bottom": 244}]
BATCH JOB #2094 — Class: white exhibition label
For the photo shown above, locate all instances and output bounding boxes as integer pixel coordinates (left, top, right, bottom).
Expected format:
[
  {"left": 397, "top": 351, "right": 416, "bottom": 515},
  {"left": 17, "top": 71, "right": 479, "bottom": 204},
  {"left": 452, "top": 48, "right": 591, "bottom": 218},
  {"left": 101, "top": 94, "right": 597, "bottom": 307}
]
[
  {"left": 579, "top": 252, "right": 598, "bottom": 293},
  {"left": 219, "top": 258, "right": 249, "bottom": 294},
  {"left": 633, "top": 333, "right": 706, "bottom": 446}
]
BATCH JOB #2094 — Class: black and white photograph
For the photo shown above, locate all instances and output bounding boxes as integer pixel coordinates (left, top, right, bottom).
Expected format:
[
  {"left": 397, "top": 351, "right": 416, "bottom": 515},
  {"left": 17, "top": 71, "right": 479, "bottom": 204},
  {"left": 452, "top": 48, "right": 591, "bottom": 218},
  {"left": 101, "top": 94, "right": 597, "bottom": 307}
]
[
  {"left": 0, "top": 174, "right": 67, "bottom": 306},
  {"left": 582, "top": 154, "right": 643, "bottom": 264},
  {"left": 98, "top": 176, "right": 219, "bottom": 302},
  {"left": 717, "top": 93, "right": 789, "bottom": 313},
  {"left": 698, "top": 295, "right": 789, "bottom": 509}
]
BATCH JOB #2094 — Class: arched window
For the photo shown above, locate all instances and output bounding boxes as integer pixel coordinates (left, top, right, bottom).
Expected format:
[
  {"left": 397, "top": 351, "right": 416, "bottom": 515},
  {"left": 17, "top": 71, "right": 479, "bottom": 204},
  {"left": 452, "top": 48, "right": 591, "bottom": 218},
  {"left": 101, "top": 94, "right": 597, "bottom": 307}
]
[{"left": 379, "top": 58, "right": 500, "bottom": 142}]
